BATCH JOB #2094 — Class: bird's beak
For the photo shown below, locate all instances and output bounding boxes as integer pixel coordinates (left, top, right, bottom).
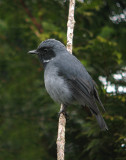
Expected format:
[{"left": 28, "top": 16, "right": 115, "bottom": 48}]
[{"left": 28, "top": 49, "right": 38, "bottom": 54}]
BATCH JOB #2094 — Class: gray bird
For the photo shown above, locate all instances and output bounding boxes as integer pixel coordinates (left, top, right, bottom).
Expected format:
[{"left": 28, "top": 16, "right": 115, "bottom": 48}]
[{"left": 28, "top": 39, "right": 108, "bottom": 130}]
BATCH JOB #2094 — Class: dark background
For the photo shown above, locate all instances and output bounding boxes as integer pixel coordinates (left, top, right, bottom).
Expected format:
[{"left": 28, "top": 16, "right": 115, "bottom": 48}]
[{"left": 0, "top": 0, "right": 126, "bottom": 159}]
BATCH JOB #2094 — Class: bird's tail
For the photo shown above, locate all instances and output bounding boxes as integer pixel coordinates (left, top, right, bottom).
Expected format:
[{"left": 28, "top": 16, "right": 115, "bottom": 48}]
[{"left": 95, "top": 113, "right": 108, "bottom": 130}]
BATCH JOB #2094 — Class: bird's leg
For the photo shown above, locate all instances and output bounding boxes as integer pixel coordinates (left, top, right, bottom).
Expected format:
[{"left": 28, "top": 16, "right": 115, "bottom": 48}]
[
  {"left": 58, "top": 104, "right": 69, "bottom": 119},
  {"left": 59, "top": 104, "right": 67, "bottom": 115}
]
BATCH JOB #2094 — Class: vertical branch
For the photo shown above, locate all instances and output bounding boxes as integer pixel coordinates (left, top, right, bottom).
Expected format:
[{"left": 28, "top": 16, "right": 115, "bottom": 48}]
[
  {"left": 57, "top": 104, "right": 66, "bottom": 160},
  {"left": 57, "top": 1, "right": 76, "bottom": 160},
  {"left": 67, "top": 0, "right": 76, "bottom": 53}
]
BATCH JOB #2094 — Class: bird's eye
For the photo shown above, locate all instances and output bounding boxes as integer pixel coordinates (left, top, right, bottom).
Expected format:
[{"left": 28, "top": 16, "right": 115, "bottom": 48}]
[{"left": 43, "top": 49, "right": 48, "bottom": 54}]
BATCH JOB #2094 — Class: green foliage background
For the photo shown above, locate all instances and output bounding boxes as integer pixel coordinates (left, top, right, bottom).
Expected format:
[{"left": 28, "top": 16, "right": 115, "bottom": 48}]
[{"left": 0, "top": 0, "right": 126, "bottom": 159}]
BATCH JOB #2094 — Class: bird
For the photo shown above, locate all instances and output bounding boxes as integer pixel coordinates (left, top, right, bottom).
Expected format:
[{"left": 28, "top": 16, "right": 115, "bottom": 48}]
[{"left": 28, "top": 39, "right": 108, "bottom": 130}]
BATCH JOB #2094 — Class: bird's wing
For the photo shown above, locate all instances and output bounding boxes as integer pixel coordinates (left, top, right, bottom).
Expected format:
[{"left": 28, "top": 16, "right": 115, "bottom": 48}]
[
  {"left": 55, "top": 53, "right": 105, "bottom": 114},
  {"left": 67, "top": 76, "right": 100, "bottom": 114},
  {"left": 54, "top": 53, "right": 108, "bottom": 130},
  {"left": 93, "top": 82, "right": 106, "bottom": 112}
]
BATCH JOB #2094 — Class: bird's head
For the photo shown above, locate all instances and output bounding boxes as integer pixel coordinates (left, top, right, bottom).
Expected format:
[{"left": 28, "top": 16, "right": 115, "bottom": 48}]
[{"left": 28, "top": 39, "right": 67, "bottom": 65}]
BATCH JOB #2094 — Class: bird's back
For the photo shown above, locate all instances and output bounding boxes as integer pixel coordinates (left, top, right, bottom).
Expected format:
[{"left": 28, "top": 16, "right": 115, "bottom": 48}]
[{"left": 54, "top": 52, "right": 94, "bottom": 89}]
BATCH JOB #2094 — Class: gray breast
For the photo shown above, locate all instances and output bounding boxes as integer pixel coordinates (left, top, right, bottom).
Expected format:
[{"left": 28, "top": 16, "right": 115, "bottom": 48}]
[{"left": 44, "top": 64, "right": 72, "bottom": 104}]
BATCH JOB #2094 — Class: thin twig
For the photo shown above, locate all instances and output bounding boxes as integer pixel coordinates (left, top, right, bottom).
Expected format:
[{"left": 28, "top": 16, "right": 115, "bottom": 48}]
[
  {"left": 19, "top": 0, "right": 43, "bottom": 33},
  {"left": 57, "top": 104, "right": 66, "bottom": 160},
  {"left": 56, "top": 1, "right": 75, "bottom": 160},
  {"left": 67, "top": 0, "right": 76, "bottom": 53}
]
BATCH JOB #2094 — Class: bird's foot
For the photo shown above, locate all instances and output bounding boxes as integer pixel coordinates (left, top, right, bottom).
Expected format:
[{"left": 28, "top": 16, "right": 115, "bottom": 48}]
[
  {"left": 58, "top": 110, "right": 69, "bottom": 120},
  {"left": 58, "top": 104, "right": 69, "bottom": 120}
]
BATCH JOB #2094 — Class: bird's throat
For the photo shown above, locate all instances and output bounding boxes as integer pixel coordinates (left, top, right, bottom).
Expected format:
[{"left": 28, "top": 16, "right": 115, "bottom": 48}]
[{"left": 42, "top": 58, "right": 54, "bottom": 69}]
